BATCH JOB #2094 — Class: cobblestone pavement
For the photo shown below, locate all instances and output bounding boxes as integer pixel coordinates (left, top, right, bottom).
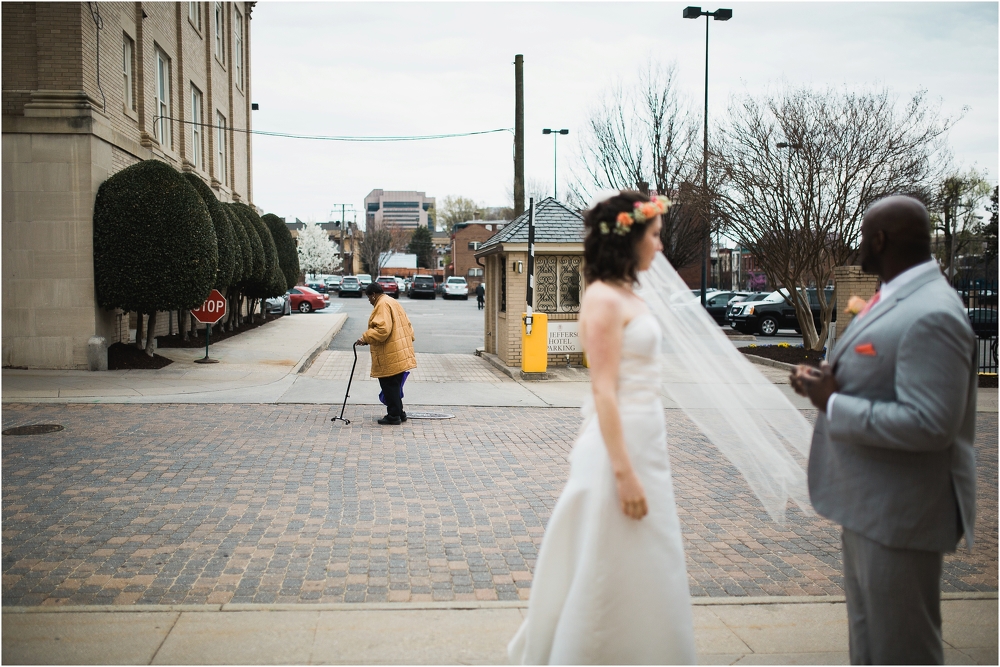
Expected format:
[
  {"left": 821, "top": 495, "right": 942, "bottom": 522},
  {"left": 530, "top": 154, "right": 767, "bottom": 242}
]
[
  {"left": 305, "top": 352, "right": 509, "bottom": 383},
  {"left": 2, "top": 404, "right": 995, "bottom": 606}
]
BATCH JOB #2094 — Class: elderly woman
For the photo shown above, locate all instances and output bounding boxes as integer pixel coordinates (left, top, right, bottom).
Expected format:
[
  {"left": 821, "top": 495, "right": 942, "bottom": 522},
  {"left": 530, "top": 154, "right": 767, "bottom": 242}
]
[{"left": 355, "top": 282, "right": 416, "bottom": 425}]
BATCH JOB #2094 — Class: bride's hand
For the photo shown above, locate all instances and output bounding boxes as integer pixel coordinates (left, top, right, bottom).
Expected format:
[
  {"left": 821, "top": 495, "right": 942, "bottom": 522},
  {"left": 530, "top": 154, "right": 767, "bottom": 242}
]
[{"left": 616, "top": 470, "right": 648, "bottom": 520}]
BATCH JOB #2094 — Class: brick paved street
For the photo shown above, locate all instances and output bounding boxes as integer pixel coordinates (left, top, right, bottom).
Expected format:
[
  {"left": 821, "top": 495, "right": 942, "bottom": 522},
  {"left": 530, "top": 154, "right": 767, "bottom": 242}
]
[{"left": 2, "top": 404, "right": 995, "bottom": 606}]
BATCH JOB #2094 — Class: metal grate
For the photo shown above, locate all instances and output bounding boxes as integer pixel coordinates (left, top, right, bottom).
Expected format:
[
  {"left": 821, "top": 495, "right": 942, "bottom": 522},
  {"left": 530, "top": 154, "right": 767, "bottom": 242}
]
[{"left": 3, "top": 424, "right": 64, "bottom": 436}]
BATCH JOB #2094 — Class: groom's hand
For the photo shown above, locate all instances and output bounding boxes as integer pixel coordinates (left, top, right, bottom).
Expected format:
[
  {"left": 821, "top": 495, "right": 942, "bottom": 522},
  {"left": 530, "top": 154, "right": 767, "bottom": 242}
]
[{"left": 792, "top": 362, "right": 838, "bottom": 410}]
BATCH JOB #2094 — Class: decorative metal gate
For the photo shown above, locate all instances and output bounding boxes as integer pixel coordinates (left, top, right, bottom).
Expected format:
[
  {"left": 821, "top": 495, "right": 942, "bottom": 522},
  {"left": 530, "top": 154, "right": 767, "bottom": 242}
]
[{"left": 954, "top": 275, "right": 998, "bottom": 375}]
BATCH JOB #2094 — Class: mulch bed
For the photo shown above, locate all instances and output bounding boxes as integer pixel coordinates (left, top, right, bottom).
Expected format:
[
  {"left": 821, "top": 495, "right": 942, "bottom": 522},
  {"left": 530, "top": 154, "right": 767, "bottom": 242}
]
[
  {"left": 740, "top": 345, "right": 826, "bottom": 368},
  {"left": 107, "top": 343, "right": 173, "bottom": 370},
  {"left": 980, "top": 375, "right": 998, "bottom": 389},
  {"left": 156, "top": 312, "right": 283, "bottom": 349}
]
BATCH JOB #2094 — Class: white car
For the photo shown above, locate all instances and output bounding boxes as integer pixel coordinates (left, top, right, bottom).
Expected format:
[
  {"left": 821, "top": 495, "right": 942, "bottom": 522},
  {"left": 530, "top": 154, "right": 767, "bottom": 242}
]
[
  {"left": 394, "top": 277, "right": 406, "bottom": 292},
  {"left": 443, "top": 276, "right": 469, "bottom": 300}
]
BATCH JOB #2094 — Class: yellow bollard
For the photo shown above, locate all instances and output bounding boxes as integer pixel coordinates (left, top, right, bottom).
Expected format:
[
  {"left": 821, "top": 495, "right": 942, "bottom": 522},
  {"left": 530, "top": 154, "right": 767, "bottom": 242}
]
[{"left": 521, "top": 312, "right": 548, "bottom": 373}]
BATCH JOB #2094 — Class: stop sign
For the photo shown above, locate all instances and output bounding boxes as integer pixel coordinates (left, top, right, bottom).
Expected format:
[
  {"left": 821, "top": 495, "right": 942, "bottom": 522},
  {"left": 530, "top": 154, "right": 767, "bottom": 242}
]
[{"left": 191, "top": 289, "right": 227, "bottom": 324}]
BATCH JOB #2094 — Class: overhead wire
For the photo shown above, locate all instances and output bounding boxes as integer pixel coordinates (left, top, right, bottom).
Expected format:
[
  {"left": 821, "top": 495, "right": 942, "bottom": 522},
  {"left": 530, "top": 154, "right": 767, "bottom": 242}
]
[{"left": 151, "top": 116, "right": 513, "bottom": 142}]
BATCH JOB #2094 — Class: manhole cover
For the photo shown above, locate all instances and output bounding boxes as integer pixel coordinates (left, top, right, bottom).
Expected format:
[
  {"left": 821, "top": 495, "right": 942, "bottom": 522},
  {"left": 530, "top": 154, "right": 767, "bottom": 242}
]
[
  {"left": 406, "top": 412, "right": 455, "bottom": 420},
  {"left": 2, "top": 424, "right": 64, "bottom": 436}
]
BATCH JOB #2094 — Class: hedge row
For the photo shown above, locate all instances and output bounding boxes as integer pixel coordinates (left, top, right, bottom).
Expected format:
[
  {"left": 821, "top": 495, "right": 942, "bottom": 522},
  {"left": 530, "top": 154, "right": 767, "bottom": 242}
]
[{"left": 94, "top": 160, "right": 299, "bottom": 316}]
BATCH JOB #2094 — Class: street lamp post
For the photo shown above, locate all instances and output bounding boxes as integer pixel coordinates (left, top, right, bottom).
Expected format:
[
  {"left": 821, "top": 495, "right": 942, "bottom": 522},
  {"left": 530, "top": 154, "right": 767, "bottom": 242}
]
[
  {"left": 684, "top": 6, "right": 732, "bottom": 306},
  {"left": 542, "top": 128, "right": 569, "bottom": 200}
]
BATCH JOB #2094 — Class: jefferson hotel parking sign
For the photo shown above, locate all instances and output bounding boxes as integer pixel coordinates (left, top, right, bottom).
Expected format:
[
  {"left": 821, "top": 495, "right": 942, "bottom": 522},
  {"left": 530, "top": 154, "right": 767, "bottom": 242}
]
[{"left": 548, "top": 321, "right": 582, "bottom": 353}]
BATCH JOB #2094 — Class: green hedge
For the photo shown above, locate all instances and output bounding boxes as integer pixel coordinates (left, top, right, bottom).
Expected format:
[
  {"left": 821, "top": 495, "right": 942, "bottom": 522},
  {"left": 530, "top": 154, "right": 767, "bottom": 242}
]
[
  {"left": 262, "top": 213, "right": 300, "bottom": 291},
  {"left": 227, "top": 203, "right": 265, "bottom": 285},
  {"left": 234, "top": 203, "right": 285, "bottom": 299},
  {"left": 184, "top": 173, "right": 235, "bottom": 288},
  {"left": 225, "top": 205, "right": 249, "bottom": 284},
  {"left": 93, "top": 160, "right": 217, "bottom": 312}
]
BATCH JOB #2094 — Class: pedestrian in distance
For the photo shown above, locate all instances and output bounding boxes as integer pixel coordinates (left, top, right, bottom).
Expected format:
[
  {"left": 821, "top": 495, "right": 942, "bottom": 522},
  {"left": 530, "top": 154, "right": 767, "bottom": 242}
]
[
  {"left": 355, "top": 282, "right": 416, "bottom": 425},
  {"left": 475, "top": 282, "right": 485, "bottom": 310},
  {"left": 791, "top": 195, "right": 977, "bottom": 665}
]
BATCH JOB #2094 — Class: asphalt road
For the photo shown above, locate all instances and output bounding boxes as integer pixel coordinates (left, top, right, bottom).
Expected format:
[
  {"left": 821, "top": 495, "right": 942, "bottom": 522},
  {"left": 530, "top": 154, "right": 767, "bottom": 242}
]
[{"left": 325, "top": 293, "right": 486, "bottom": 354}]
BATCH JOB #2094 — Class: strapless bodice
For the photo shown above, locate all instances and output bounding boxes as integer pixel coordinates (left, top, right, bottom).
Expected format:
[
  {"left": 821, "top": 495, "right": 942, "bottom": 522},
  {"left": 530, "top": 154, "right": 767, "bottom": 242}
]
[{"left": 582, "top": 312, "right": 662, "bottom": 412}]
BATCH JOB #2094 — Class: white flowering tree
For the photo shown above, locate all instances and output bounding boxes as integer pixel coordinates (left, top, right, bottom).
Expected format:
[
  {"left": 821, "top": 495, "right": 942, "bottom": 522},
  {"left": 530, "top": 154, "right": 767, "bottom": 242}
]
[{"left": 297, "top": 222, "right": 342, "bottom": 278}]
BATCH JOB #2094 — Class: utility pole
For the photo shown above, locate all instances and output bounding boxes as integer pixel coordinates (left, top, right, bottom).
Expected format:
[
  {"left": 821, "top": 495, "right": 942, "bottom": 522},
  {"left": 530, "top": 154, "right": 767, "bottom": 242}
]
[{"left": 514, "top": 54, "right": 525, "bottom": 217}]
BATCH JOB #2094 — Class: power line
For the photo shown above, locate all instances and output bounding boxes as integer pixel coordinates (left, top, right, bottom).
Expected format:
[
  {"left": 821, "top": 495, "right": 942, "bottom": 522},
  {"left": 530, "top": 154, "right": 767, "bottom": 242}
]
[{"left": 152, "top": 116, "right": 513, "bottom": 142}]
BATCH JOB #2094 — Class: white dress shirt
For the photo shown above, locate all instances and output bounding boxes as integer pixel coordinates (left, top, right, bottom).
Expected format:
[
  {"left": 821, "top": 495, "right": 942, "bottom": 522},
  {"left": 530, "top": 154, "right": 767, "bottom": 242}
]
[{"left": 826, "top": 259, "right": 941, "bottom": 420}]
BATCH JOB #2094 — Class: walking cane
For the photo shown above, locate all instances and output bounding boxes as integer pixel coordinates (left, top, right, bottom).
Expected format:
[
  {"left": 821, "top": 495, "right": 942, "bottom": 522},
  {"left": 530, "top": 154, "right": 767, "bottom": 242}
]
[{"left": 331, "top": 342, "right": 359, "bottom": 425}]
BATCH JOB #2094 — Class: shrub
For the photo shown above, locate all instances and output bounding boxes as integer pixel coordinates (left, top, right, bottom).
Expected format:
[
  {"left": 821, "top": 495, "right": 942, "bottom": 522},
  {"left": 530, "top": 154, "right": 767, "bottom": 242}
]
[
  {"left": 184, "top": 173, "right": 235, "bottom": 288},
  {"left": 232, "top": 203, "right": 284, "bottom": 298},
  {"left": 262, "top": 213, "right": 300, "bottom": 291},
  {"left": 94, "top": 160, "right": 217, "bottom": 313},
  {"left": 225, "top": 205, "right": 249, "bottom": 284},
  {"left": 227, "top": 203, "right": 265, "bottom": 285}
]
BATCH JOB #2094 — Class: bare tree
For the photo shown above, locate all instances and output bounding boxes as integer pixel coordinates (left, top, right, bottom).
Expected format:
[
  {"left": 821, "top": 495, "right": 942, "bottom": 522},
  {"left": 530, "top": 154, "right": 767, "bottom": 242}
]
[
  {"left": 358, "top": 219, "right": 410, "bottom": 277},
  {"left": 570, "top": 62, "right": 706, "bottom": 269},
  {"left": 928, "top": 169, "right": 992, "bottom": 280},
  {"left": 712, "top": 87, "right": 952, "bottom": 350}
]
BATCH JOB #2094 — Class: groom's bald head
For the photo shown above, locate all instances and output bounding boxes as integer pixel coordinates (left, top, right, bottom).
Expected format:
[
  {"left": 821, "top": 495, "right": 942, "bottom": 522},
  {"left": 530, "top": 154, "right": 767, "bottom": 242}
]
[{"left": 859, "top": 196, "right": 932, "bottom": 280}]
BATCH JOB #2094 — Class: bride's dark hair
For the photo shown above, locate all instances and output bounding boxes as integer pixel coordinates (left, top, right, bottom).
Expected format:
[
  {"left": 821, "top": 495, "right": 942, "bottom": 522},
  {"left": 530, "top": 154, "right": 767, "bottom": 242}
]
[{"left": 583, "top": 190, "right": 653, "bottom": 285}]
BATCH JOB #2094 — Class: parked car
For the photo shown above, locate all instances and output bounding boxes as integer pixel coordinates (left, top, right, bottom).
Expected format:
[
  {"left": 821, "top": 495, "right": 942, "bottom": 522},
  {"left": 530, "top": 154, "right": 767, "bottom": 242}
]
[
  {"left": 376, "top": 276, "right": 400, "bottom": 298},
  {"left": 728, "top": 287, "right": 834, "bottom": 336},
  {"left": 288, "top": 286, "right": 328, "bottom": 313},
  {"left": 265, "top": 293, "right": 292, "bottom": 316},
  {"left": 702, "top": 291, "right": 736, "bottom": 325},
  {"left": 967, "top": 308, "right": 998, "bottom": 338},
  {"left": 325, "top": 275, "right": 343, "bottom": 293},
  {"left": 726, "top": 292, "right": 770, "bottom": 320},
  {"left": 403, "top": 278, "right": 412, "bottom": 293},
  {"left": 339, "top": 276, "right": 363, "bottom": 298},
  {"left": 408, "top": 274, "right": 437, "bottom": 299},
  {"left": 356, "top": 274, "right": 372, "bottom": 289},
  {"left": 394, "top": 277, "right": 406, "bottom": 293},
  {"left": 443, "top": 276, "right": 469, "bottom": 300}
]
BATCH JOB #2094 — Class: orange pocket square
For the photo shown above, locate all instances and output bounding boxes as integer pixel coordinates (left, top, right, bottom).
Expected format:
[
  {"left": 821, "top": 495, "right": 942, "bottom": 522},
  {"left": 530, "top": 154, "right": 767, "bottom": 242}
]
[{"left": 854, "top": 342, "right": 877, "bottom": 356}]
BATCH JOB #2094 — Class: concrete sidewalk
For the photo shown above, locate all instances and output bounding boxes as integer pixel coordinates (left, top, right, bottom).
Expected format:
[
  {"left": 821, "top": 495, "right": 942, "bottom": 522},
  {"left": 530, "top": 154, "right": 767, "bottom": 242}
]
[{"left": 3, "top": 595, "right": 995, "bottom": 665}]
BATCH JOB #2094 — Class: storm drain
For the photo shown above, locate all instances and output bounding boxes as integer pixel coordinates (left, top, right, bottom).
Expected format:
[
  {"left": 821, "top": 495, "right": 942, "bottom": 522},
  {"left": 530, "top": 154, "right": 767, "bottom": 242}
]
[
  {"left": 404, "top": 412, "right": 455, "bottom": 420},
  {"left": 2, "top": 424, "right": 64, "bottom": 436}
]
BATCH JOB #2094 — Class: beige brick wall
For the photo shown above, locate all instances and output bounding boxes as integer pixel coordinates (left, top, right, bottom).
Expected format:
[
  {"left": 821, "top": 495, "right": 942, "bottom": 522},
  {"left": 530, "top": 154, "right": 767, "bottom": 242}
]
[{"left": 833, "top": 266, "right": 880, "bottom": 338}]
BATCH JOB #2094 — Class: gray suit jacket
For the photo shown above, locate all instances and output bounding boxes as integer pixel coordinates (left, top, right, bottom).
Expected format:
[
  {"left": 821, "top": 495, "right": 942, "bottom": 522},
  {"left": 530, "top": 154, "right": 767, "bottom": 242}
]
[{"left": 808, "top": 269, "right": 977, "bottom": 552}]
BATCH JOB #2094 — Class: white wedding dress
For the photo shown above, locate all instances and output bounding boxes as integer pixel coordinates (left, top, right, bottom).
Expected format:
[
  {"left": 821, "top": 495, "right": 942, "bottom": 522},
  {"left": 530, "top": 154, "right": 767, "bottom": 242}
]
[{"left": 508, "top": 312, "right": 696, "bottom": 665}]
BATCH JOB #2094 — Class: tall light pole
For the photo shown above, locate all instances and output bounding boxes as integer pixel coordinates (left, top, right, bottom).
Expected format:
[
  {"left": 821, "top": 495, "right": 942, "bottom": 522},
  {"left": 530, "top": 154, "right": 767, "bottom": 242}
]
[
  {"left": 684, "top": 6, "right": 732, "bottom": 305},
  {"left": 542, "top": 128, "right": 569, "bottom": 200}
]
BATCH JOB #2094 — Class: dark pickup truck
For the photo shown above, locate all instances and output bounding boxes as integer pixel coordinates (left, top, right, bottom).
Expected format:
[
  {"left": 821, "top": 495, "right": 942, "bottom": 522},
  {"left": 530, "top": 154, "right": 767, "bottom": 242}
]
[{"left": 728, "top": 287, "right": 835, "bottom": 336}]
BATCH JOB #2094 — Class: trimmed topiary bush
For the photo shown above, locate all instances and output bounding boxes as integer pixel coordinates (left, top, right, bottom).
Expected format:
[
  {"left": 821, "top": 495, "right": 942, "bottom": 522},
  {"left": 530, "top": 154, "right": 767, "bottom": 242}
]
[
  {"left": 262, "top": 213, "right": 300, "bottom": 291},
  {"left": 184, "top": 173, "right": 235, "bottom": 289},
  {"left": 93, "top": 160, "right": 217, "bottom": 353},
  {"left": 227, "top": 203, "right": 265, "bottom": 284},
  {"left": 236, "top": 204, "right": 285, "bottom": 299},
  {"left": 225, "top": 205, "right": 248, "bottom": 284}
]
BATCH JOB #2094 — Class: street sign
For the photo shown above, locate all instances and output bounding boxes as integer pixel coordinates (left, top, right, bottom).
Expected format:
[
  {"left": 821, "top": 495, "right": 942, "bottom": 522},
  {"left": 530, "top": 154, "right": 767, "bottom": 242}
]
[{"left": 191, "top": 290, "right": 227, "bottom": 325}]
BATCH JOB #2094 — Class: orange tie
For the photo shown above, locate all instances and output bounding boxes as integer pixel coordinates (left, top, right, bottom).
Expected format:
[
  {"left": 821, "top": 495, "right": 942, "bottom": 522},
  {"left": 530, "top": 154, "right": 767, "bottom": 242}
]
[{"left": 856, "top": 290, "right": 881, "bottom": 319}]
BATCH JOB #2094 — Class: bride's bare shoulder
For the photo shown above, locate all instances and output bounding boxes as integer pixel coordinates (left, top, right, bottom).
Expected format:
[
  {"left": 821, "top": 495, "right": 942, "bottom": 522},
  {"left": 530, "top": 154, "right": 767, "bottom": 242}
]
[{"left": 581, "top": 281, "right": 625, "bottom": 317}]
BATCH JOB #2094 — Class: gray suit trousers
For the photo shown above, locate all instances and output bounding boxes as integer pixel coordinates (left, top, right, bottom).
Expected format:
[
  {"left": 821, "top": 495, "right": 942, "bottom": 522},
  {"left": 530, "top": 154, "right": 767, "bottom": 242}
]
[{"left": 843, "top": 528, "right": 944, "bottom": 664}]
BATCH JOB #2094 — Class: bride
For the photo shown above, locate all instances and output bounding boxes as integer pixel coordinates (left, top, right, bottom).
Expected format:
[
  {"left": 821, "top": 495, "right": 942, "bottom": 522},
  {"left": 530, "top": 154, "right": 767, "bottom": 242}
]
[
  {"left": 509, "top": 191, "right": 813, "bottom": 664},
  {"left": 508, "top": 191, "right": 696, "bottom": 664}
]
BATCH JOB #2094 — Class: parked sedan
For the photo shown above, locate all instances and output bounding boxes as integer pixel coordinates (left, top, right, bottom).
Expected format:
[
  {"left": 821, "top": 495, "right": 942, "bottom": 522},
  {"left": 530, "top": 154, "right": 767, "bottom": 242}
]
[
  {"left": 443, "top": 277, "right": 469, "bottom": 300},
  {"left": 376, "top": 276, "right": 400, "bottom": 298},
  {"left": 265, "top": 294, "right": 292, "bottom": 316},
  {"left": 408, "top": 274, "right": 437, "bottom": 299},
  {"left": 325, "top": 275, "right": 343, "bottom": 293},
  {"left": 288, "top": 286, "right": 327, "bottom": 313},
  {"left": 339, "top": 276, "right": 363, "bottom": 298},
  {"left": 306, "top": 280, "right": 328, "bottom": 294}
]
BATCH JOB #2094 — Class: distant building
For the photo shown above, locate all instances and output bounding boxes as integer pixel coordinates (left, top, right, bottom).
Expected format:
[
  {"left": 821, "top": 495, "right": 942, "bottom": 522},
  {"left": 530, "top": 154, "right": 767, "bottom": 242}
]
[
  {"left": 432, "top": 230, "right": 451, "bottom": 270},
  {"left": 450, "top": 221, "right": 507, "bottom": 288},
  {"left": 364, "top": 190, "right": 435, "bottom": 230},
  {"left": 379, "top": 253, "right": 417, "bottom": 270}
]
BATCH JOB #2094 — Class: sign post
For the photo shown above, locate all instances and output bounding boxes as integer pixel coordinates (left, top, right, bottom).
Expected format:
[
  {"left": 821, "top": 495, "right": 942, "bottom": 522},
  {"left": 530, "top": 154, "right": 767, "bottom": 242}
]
[{"left": 190, "top": 289, "right": 227, "bottom": 364}]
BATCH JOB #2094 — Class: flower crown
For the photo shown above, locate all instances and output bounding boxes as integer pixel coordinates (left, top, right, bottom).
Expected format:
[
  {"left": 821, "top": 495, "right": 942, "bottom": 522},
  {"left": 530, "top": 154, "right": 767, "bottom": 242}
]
[{"left": 598, "top": 195, "right": 672, "bottom": 236}]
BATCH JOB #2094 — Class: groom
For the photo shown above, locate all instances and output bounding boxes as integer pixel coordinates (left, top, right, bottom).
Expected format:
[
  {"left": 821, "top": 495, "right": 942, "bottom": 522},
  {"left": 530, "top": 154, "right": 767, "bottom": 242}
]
[{"left": 791, "top": 195, "right": 977, "bottom": 665}]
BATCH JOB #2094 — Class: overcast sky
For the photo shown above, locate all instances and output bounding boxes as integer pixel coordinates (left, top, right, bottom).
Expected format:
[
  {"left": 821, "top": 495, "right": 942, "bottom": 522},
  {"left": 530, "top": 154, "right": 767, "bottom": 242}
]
[{"left": 249, "top": 1, "right": 998, "bottom": 226}]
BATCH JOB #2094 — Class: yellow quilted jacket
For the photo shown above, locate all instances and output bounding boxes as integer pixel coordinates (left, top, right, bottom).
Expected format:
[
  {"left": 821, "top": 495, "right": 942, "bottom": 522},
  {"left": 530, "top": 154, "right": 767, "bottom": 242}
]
[{"left": 361, "top": 295, "right": 417, "bottom": 378}]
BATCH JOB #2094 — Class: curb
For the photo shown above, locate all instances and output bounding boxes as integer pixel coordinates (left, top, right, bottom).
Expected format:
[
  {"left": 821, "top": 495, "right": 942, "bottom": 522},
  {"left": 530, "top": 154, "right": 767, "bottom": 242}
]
[
  {"left": 480, "top": 352, "right": 521, "bottom": 380},
  {"left": 4, "top": 592, "right": 994, "bottom": 614},
  {"left": 742, "top": 353, "right": 799, "bottom": 372},
  {"left": 293, "top": 313, "right": 348, "bottom": 375}
]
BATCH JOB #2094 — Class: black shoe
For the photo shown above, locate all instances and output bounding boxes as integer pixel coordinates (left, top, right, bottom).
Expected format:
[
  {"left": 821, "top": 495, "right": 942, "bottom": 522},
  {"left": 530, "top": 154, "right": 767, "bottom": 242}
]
[
  {"left": 377, "top": 416, "right": 401, "bottom": 425},
  {"left": 400, "top": 411, "right": 407, "bottom": 422}
]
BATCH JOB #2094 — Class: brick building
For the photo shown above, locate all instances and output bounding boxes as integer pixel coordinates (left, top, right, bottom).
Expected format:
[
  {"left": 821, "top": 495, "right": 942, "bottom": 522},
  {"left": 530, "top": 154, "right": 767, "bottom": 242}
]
[
  {"left": 475, "top": 198, "right": 585, "bottom": 367},
  {"left": 449, "top": 221, "right": 506, "bottom": 288},
  {"left": 364, "top": 189, "right": 435, "bottom": 231},
  {"left": 2, "top": 2, "right": 256, "bottom": 369}
]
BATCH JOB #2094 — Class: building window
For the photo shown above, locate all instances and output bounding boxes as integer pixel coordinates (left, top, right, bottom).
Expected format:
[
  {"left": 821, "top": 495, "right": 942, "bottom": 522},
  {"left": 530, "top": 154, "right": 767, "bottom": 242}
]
[
  {"left": 154, "top": 48, "right": 171, "bottom": 147},
  {"left": 499, "top": 258, "right": 507, "bottom": 313},
  {"left": 233, "top": 8, "right": 243, "bottom": 89},
  {"left": 468, "top": 241, "right": 481, "bottom": 251},
  {"left": 216, "top": 112, "right": 227, "bottom": 185},
  {"left": 122, "top": 34, "right": 135, "bottom": 112},
  {"left": 190, "top": 85, "right": 203, "bottom": 169},
  {"left": 535, "top": 255, "right": 582, "bottom": 313},
  {"left": 188, "top": 2, "right": 201, "bottom": 30},
  {"left": 214, "top": 2, "right": 225, "bottom": 63},
  {"left": 467, "top": 268, "right": 484, "bottom": 277}
]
